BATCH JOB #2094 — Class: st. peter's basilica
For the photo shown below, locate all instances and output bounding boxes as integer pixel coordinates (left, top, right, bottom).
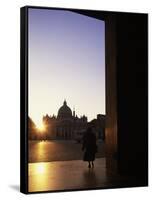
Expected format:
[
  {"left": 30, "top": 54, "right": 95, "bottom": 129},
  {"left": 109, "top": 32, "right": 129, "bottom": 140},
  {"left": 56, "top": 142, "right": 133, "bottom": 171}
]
[
  {"left": 28, "top": 100, "right": 105, "bottom": 141},
  {"left": 42, "top": 100, "right": 88, "bottom": 140}
]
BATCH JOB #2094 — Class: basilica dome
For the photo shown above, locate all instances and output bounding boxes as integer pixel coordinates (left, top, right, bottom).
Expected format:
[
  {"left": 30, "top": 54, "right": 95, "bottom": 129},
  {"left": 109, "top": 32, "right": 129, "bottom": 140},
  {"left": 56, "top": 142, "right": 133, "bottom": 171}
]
[{"left": 57, "top": 100, "right": 72, "bottom": 119}]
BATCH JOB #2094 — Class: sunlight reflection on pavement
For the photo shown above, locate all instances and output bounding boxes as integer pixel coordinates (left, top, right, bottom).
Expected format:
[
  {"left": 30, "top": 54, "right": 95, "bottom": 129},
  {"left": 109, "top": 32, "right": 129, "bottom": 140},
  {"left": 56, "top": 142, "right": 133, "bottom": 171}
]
[{"left": 28, "top": 158, "right": 108, "bottom": 192}]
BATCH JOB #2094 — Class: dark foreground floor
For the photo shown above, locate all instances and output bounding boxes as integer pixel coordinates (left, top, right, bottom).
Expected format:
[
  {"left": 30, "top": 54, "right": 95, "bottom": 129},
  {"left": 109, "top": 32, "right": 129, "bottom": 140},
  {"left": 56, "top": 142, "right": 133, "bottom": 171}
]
[
  {"left": 29, "top": 140, "right": 105, "bottom": 163},
  {"left": 28, "top": 158, "right": 140, "bottom": 193},
  {"left": 28, "top": 158, "right": 105, "bottom": 192}
]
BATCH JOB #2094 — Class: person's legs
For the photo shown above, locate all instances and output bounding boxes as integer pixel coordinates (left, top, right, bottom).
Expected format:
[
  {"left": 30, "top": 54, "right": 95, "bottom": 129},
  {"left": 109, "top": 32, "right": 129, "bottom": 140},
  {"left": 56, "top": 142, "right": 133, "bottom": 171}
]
[
  {"left": 88, "top": 161, "right": 91, "bottom": 168},
  {"left": 91, "top": 161, "right": 94, "bottom": 168}
]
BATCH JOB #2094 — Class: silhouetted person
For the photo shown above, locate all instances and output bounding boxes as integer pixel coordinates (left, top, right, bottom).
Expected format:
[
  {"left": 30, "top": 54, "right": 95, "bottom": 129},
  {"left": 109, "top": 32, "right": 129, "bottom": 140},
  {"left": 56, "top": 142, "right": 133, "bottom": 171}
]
[{"left": 82, "top": 127, "right": 97, "bottom": 168}]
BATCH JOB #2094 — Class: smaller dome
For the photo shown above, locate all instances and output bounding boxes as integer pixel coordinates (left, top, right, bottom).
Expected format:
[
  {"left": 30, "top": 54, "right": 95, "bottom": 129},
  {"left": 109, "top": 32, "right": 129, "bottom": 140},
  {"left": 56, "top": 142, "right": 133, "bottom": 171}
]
[{"left": 57, "top": 100, "right": 72, "bottom": 119}]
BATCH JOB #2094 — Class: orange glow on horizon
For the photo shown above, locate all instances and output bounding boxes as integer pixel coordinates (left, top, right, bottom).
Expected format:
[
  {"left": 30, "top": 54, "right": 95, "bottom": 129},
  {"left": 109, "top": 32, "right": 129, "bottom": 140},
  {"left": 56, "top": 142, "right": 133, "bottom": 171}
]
[{"left": 36, "top": 122, "right": 46, "bottom": 132}]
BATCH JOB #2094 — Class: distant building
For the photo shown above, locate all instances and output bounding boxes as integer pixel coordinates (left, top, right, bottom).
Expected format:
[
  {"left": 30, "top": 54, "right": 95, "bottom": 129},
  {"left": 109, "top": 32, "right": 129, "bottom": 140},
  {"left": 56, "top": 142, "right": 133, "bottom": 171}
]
[
  {"left": 43, "top": 100, "right": 88, "bottom": 140},
  {"left": 28, "top": 100, "right": 105, "bottom": 141},
  {"left": 89, "top": 114, "right": 105, "bottom": 140},
  {"left": 28, "top": 117, "right": 37, "bottom": 140}
]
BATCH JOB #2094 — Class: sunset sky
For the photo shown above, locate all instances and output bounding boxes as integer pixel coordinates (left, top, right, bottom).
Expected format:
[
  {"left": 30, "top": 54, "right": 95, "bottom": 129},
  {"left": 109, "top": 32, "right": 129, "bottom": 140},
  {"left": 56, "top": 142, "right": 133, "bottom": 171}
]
[{"left": 28, "top": 8, "right": 105, "bottom": 127}]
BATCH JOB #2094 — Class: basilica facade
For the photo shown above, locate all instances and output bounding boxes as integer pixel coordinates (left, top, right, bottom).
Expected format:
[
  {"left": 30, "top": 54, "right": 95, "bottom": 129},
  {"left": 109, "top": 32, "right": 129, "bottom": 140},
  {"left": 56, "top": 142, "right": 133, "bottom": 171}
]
[{"left": 42, "top": 100, "right": 88, "bottom": 140}]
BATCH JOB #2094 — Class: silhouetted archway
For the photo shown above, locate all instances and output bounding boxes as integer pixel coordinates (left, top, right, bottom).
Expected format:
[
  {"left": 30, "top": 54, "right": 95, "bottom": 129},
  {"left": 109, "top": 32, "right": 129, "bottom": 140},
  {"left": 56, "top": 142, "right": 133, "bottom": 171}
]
[{"left": 72, "top": 9, "right": 148, "bottom": 184}]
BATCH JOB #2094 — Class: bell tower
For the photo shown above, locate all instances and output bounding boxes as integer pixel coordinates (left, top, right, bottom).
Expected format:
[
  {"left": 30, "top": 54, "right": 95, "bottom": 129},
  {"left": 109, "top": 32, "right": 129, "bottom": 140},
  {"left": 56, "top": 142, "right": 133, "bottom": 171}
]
[{"left": 73, "top": 107, "right": 75, "bottom": 117}]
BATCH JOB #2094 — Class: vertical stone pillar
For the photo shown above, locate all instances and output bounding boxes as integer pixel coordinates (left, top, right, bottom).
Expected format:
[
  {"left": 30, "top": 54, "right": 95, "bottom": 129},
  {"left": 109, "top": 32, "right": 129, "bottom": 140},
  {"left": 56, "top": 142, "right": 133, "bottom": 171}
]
[{"left": 105, "top": 15, "right": 118, "bottom": 175}]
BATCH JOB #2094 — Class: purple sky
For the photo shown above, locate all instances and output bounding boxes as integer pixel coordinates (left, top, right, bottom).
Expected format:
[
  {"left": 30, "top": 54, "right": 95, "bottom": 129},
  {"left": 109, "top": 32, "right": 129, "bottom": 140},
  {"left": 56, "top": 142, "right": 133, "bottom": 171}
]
[{"left": 28, "top": 8, "right": 105, "bottom": 127}]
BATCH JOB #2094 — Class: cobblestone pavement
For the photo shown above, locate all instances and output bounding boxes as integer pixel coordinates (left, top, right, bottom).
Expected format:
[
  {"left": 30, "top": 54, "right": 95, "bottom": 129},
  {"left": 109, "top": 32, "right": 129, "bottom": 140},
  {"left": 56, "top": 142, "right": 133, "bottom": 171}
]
[
  {"left": 28, "top": 158, "right": 137, "bottom": 193},
  {"left": 29, "top": 140, "right": 105, "bottom": 163},
  {"left": 29, "top": 158, "right": 108, "bottom": 192}
]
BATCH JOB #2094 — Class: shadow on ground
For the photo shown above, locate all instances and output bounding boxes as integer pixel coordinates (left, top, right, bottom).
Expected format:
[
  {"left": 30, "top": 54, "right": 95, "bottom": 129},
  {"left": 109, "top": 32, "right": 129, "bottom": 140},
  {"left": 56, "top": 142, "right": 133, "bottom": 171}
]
[{"left": 9, "top": 185, "right": 20, "bottom": 192}]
